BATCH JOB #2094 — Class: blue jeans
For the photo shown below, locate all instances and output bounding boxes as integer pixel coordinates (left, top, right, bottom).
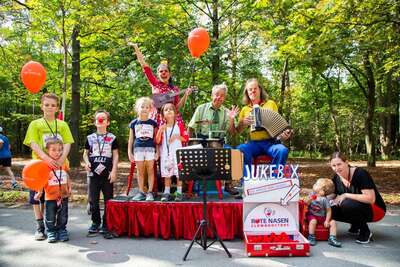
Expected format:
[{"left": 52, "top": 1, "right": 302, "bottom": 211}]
[
  {"left": 237, "top": 139, "right": 289, "bottom": 177},
  {"left": 45, "top": 198, "right": 68, "bottom": 233}
]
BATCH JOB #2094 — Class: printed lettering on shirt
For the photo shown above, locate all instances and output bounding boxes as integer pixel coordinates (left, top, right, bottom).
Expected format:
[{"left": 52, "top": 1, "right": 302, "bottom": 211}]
[
  {"left": 48, "top": 170, "right": 68, "bottom": 186},
  {"left": 90, "top": 143, "right": 112, "bottom": 157},
  {"left": 135, "top": 124, "right": 154, "bottom": 139}
]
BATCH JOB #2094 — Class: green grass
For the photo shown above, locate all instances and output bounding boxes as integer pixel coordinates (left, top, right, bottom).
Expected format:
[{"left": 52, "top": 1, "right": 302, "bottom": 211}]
[{"left": 0, "top": 190, "right": 28, "bottom": 203}]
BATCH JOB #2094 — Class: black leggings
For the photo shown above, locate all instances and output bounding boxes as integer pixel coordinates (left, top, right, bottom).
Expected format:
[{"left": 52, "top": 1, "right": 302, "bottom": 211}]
[
  {"left": 331, "top": 198, "right": 373, "bottom": 226},
  {"left": 89, "top": 175, "right": 113, "bottom": 227}
]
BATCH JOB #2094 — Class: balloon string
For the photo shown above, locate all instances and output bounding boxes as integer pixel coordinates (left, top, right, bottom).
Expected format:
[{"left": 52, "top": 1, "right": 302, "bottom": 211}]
[{"left": 189, "top": 59, "right": 196, "bottom": 87}]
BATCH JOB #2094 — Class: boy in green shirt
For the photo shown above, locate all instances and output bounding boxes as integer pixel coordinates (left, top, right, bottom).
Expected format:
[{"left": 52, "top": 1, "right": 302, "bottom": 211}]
[{"left": 23, "top": 93, "right": 74, "bottom": 240}]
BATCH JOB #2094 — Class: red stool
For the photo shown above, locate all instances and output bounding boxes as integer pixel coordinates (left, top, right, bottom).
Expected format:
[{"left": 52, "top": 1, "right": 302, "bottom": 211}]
[
  {"left": 299, "top": 200, "right": 329, "bottom": 240},
  {"left": 126, "top": 161, "right": 158, "bottom": 196},
  {"left": 252, "top": 155, "right": 272, "bottom": 176}
]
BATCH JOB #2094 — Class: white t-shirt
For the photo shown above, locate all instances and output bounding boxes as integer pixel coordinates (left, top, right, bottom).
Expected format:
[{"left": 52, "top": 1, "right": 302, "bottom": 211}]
[{"left": 160, "top": 124, "right": 182, "bottom": 178}]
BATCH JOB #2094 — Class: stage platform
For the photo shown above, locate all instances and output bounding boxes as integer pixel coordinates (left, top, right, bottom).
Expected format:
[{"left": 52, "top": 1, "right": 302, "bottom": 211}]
[{"left": 107, "top": 196, "right": 243, "bottom": 240}]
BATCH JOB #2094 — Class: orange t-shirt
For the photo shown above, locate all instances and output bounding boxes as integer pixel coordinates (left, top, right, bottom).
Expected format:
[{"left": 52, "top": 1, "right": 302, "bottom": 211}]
[{"left": 44, "top": 165, "right": 70, "bottom": 201}]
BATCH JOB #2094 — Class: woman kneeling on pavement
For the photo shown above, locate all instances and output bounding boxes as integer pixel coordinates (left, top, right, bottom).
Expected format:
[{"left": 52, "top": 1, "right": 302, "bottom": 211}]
[{"left": 329, "top": 152, "right": 386, "bottom": 244}]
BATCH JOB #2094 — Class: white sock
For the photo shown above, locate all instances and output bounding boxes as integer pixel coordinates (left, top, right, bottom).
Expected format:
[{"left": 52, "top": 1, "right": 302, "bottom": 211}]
[
  {"left": 177, "top": 186, "right": 182, "bottom": 194},
  {"left": 164, "top": 187, "right": 171, "bottom": 194}
]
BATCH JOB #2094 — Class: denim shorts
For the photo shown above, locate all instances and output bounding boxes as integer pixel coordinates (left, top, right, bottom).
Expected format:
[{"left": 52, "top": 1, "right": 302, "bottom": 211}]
[{"left": 134, "top": 147, "right": 156, "bottom": 161}]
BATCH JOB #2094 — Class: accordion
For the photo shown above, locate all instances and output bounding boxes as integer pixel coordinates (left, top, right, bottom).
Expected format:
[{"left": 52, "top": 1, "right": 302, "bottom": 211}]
[{"left": 251, "top": 106, "right": 290, "bottom": 138}]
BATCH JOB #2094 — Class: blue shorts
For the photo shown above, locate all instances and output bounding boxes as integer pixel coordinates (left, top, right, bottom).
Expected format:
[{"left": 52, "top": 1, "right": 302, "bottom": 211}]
[
  {"left": 29, "top": 190, "right": 45, "bottom": 205},
  {"left": 0, "top": 157, "right": 11, "bottom": 167}
]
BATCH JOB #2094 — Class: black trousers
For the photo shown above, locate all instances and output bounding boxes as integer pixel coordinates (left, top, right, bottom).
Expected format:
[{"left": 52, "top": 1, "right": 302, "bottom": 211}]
[
  {"left": 331, "top": 198, "right": 373, "bottom": 230},
  {"left": 89, "top": 175, "right": 113, "bottom": 228}
]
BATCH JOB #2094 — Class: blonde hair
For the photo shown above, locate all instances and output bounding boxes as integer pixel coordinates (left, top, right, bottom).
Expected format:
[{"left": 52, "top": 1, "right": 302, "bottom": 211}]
[
  {"left": 45, "top": 137, "right": 63, "bottom": 149},
  {"left": 314, "top": 178, "right": 335, "bottom": 196},
  {"left": 135, "top": 97, "right": 153, "bottom": 114},
  {"left": 41, "top": 93, "right": 60, "bottom": 106},
  {"left": 242, "top": 78, "right": 269, "bottom": 105}
]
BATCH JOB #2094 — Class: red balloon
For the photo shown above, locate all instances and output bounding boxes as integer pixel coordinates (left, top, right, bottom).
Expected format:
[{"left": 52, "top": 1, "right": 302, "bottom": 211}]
[
  {"left": 20, "top": 61, "right": 46, "bottom": 94},
  {"left": 187, "top": 27, "right": 210, "bottom": 58},
  {"left": 22, "top": 160, "right": 51, "bottom": 191}
]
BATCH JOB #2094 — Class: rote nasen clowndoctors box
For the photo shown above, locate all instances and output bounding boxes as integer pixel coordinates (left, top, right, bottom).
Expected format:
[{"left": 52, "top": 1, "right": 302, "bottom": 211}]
[{"left": 243, "top": 164, "right": 310, "bottom": 257}]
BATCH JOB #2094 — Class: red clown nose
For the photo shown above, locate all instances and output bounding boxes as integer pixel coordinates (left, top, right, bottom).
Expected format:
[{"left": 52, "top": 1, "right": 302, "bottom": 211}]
[{"left": 97, "top": 117, "right": 104, "bottom": 123}]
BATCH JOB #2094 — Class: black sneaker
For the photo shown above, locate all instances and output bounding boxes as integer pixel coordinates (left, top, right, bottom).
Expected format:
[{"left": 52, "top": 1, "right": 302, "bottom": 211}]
[
  {"left": 88, "top": 223, "right": 100, "bottom": 234},
  {"left": 99, "top": 225, "right": 107, "bottom": 234},
  {"left": 348, "top": 224, "right": 360, "bottom": 236},
  {"left": 103, "top": 231, "right": 114, "bottom": 239},
  {"left": 308, "top": 234, "right": 317, "bottom": 246},
  {"left": 224, "top": 185, "right": 239, "bottom": 195},
  {"left": 328, "top": 235, "right": 342, "bottom": 247},
  {"left": 34, "top": 228, "right": 46, "bottom": 241},
  {"left": 161, "top": 193, "right": 172, "bottom": 202},
  {"left": 356, "top": 231, "right": 373, "bottom": 244}
]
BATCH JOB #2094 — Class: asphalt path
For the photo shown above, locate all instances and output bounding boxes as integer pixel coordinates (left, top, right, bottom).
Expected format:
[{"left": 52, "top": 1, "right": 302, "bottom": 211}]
[{"left": 1, "top": 204, "right": 399, "bottom": 267}]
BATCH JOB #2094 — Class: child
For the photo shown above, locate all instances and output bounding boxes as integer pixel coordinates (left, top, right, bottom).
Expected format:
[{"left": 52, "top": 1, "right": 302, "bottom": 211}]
[
  {"left": 128, "top": 97, "right": 158, "bottom": 201},
  {"left": 83, "top": 110, "right": 119, "bottom": 239},
  {"left": 35, "top": 138, "right": 71, "bottom": 243},
  {"left": 155, "top": 103, "right": 188, "bottom": 202},
  {"left": 306, "top": 178, "right": 342, "bottom": 247},
  {"left": 0, "top": 126, "right": 19, "bottom": 188},
  {"left": 23, "top": 93, "right": 74, "bottom": 241}
]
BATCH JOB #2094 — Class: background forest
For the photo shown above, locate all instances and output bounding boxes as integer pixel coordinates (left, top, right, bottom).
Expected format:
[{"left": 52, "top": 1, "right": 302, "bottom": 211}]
[{"left": 0, "top": 0, "right": 399, "bottom": 168}]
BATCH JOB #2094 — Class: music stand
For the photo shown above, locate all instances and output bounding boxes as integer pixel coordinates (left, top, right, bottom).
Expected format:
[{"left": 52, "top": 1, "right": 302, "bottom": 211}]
[{"left": 177, "top": 148, "right": 232, "bottom": 261}]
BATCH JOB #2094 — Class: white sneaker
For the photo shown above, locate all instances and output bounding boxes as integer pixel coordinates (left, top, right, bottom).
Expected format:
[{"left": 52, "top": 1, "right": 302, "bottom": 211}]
[{"left": 145, "top": 192, "right": 154, "bottom": 201}]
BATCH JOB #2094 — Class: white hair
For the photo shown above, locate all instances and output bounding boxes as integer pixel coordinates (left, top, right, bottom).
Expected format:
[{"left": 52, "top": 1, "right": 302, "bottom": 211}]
[{"left": 211, "top": 83, "right": 228, "bottom": 96}]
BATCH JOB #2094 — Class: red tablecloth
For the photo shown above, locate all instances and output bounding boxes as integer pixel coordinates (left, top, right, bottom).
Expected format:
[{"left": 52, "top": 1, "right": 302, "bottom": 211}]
[{"left": 107, "top": 200, "right": 243, "bottom": 240}]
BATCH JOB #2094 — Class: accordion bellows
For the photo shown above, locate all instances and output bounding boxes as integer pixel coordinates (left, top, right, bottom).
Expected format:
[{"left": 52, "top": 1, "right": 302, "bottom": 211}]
[{"left": 251, "top": 107, "right": 290, "bottom": 138}]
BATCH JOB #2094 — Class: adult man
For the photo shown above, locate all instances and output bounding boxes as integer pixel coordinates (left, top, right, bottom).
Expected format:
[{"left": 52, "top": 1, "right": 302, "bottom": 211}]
[
  {"left": 188, "top": 83, "right": 239, "bottom": 195},
  {"left": 236, "top": 78, "right": 292, "bottom": 177}
]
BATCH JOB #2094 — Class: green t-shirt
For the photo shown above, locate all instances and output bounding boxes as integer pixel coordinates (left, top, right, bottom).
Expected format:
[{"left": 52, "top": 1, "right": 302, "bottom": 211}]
[
  {"left": 23, "top": 118, "right": 74, "bottom": 159},
  {"left": 188, "top": 102, "right": 229, "bottom": 137}
]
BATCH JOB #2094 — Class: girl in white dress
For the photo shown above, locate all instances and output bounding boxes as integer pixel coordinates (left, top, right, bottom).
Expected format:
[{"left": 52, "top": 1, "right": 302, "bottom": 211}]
[{"left": 155, "top": 103, "right": 189, "bottom": 201}]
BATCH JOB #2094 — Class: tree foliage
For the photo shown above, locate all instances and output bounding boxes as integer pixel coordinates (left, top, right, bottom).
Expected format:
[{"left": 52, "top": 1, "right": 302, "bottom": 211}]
[{"left": 0, "top": 0, "right": 399, "bottom": 166}]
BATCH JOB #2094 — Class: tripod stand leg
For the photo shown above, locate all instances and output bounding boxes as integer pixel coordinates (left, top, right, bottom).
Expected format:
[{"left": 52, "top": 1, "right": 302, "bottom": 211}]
[
  {"left": 210, "top": 226, "right": 232, "bottom": 258},
  {"left": 183, "top": 221, "right": 205, "bottom": 261}
]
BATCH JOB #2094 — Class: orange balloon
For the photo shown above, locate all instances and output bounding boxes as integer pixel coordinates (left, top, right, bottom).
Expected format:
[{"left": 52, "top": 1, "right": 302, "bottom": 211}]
[
  {"left": 22, "top": 160, "right": 51, "bottom": 191},
  {"left": 20, "top": 61, "right": 47, "bottom": 94},
  {"left": 187, "top": 27, "right": 210, "bottom": 58}
]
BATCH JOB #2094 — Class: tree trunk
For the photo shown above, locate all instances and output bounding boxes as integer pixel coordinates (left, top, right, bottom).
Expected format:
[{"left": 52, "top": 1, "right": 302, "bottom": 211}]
[
  {"left": 363, "top": 52, "right": 376, "bottom": 167},
  {"left": 378, "top": 71, "right": 394, "bottom": 159},
  {"left": 211, "top": 0, "right": 220, "bottom": 84},
  {"left": 321, "top": 73, "right": 342, "bottom": 151},
  {"left": 279, "top": 58, "right": 289, "bottom": 114},
  {"left": 69, "top": 26, "right": 81, "bottom": 167},
  {"left": 61, "top": 3, "right": 67, "bottom": 118}
]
